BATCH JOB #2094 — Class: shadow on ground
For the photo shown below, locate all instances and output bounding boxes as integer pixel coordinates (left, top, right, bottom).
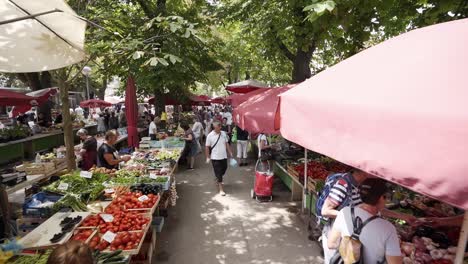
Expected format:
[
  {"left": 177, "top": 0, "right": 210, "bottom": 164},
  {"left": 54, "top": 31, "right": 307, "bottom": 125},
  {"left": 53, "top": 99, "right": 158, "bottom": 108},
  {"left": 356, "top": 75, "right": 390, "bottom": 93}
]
[{"left": 154, "top": 155, "right": 323, "bottom": 264}]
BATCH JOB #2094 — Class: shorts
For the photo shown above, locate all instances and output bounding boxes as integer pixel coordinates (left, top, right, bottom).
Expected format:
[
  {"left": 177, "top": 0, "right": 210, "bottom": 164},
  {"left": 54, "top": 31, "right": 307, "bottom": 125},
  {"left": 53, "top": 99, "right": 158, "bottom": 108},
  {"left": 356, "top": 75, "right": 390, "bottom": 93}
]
[{"left": 212, "top": 159, "right": 228, "bottom": 183}]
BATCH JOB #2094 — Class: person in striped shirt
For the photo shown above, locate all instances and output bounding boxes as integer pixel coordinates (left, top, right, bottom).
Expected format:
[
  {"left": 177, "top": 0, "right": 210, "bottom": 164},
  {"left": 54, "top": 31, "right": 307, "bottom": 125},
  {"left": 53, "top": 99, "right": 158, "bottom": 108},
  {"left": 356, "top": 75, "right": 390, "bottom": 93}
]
[{"left": 320, "top": 170, "right": 416, "bottom": 263}]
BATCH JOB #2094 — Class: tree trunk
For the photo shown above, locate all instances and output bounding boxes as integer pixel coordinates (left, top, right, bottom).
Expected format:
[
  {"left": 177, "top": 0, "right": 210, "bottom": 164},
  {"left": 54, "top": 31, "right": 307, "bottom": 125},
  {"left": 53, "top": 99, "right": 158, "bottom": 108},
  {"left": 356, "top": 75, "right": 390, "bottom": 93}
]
[
  {"left": 153, "top": 89, "right": 165, "bottom": 116},
  {"left": 58, "top": 76, "right": 76, "bottom": 170},
  {"left": 291, "top": 49, "right": 313, "bottom": 84},
  {"left": 40, "top": 71, "right": 53, "bottom": 88}
]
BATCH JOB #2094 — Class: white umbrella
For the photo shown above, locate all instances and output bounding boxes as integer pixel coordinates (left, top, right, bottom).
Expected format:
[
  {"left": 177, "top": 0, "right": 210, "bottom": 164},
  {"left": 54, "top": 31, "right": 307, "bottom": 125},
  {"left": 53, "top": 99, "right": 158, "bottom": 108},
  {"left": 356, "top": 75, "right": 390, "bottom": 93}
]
[{"left": 0, "top": 0, "right": 87, "bottom": 73}]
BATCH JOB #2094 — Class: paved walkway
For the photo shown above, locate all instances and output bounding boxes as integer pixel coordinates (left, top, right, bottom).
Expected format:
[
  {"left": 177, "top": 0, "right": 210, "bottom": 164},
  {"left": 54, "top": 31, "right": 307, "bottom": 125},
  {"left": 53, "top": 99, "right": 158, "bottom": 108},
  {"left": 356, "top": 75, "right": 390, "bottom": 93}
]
[{"left": 154, "top": 155, "right": 323, "bottom": 264}]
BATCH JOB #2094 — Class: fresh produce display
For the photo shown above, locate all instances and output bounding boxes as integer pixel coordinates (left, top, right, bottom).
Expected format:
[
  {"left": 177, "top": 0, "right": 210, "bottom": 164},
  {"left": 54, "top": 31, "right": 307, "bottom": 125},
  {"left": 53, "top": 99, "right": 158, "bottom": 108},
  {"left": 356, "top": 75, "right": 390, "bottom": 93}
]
[
  {"left": 115, "top": 168, "right": 143, "bottom": 178},
  {"left": 6, "top": 250, "right": 51, "bottom": 264},
  {"left": 43, "top": 171, "right": 108, "bottom": 200},
  {"left": 89, "top": 166, "right": 118, "bottom": 176},
  {"left": 52, "top": 194, "right": 88, "bottom": 212},
  {"left": 105, "top": 192, "right": 159, "bottom": 213},
  {"left": 89, "top": 231, "right": 144, "bottom": 252},
  {"left": 80, "top": 212, "right": 150, "bottom": 233},
  {"left": 50, "top": 215, "right": 83, "bottom": 243},
  {"left": 130, "top": 183, "right": 161, "bottom": 195},
  {"left": 71, "top": 229, "right": 94, "bottom": 242},
  {"left": 93, "top": 249, "right": 127, "bottom": 264}
]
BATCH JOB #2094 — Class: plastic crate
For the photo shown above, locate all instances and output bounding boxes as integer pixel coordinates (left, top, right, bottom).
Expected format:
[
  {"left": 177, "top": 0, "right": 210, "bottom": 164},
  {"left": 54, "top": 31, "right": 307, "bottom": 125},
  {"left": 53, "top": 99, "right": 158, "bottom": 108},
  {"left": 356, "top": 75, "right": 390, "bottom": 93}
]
[{"left": 22, "top": 192, "right": 63, "bottom": 218}]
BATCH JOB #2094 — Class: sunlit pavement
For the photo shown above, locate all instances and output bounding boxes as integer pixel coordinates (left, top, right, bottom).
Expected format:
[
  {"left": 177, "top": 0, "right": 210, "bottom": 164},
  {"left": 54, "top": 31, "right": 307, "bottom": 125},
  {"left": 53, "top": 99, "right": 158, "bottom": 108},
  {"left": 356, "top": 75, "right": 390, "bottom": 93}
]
[{"left": 154, "top": 155, "right": 323, "bottom": 264}]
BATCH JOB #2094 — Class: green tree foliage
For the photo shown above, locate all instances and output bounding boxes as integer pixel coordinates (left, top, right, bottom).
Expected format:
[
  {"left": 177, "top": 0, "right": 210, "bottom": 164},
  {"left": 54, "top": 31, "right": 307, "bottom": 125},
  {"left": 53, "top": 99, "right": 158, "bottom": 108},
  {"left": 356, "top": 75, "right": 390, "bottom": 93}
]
[{"left": 217, "top": 0, "right": 467, "bottom": 84}]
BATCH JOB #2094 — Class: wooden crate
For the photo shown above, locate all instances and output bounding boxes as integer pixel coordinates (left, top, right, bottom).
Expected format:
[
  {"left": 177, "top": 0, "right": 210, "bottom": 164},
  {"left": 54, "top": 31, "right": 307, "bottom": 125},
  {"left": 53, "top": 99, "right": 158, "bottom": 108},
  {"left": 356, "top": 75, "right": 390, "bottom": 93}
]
[
  {"left": 286, "top": 164, "right": 300, "bottom": 181},
  {"left": 16, "top": 162, "right": 56, "bottom": 175}
]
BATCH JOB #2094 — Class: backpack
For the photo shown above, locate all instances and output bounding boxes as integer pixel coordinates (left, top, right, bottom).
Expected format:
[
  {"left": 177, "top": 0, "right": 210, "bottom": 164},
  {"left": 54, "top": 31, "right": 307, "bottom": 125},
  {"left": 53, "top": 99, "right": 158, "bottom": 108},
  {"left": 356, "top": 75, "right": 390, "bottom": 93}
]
[
  {"left": 330, "top": 207, "right": 379, "bottom": 264},
  {"left": 315, "top": 173, "right": 353, "bottom": 223}
]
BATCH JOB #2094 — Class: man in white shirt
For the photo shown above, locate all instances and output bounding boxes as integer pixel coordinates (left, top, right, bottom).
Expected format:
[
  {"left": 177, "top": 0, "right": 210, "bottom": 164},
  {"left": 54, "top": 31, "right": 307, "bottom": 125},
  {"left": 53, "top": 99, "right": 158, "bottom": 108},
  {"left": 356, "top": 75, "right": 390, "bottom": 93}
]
[
  {"left": 327, "top": 178, "right": 403, "bottom": 264},
  {"left": 205, "top": 121, "right": 233, "bottom": 196},
  {"left": 192, "top": 118, "right": 204, "bottom": 144}
]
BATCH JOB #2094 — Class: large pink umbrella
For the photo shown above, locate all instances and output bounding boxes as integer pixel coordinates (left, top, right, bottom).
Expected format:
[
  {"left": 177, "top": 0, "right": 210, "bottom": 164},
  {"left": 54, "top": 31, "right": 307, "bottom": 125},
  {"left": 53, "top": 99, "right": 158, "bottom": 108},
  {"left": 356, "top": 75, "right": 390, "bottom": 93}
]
[
  {"left": 125, "top": 76, "right": 139, "bottom": 148},
  {"left": 279, "top": 19, "right": 468, "bottom": 210},
  {"left": 226, "top": 80, "right": 268, "bottom": 94},
  {"left": 233, "top": 84, "right": 295, "bottom": 134},
  {"left": 189, "top": 94, "right": 211, "bottom": 106},
  {"left": 227, "top": 88, "right": 270, "bottom": 108}
]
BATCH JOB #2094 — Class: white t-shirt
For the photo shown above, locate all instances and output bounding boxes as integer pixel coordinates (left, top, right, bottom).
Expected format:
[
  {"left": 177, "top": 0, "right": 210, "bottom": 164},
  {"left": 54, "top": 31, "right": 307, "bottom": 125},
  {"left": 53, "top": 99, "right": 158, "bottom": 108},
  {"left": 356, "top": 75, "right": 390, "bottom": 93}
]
[
  {"left": 332, "top": 207, "right": 401, "bottom": 264},
  {"left": 192, "top": 122, "right": 204, "bottom": 139},
  {"left": 75, "top": 107, "right": 84, "bottom": 116},
  {"left": 149, "top": 121, "right": 157, "bottom": 135},
  {"left": 205, "top": 131, "right": 229, "bottom": 160},
  {"left": 257, "top": 134, "right": 268, "bottom": 158},
  {"left": 223, "top": 112, "right": 233, "bottom": 125}
]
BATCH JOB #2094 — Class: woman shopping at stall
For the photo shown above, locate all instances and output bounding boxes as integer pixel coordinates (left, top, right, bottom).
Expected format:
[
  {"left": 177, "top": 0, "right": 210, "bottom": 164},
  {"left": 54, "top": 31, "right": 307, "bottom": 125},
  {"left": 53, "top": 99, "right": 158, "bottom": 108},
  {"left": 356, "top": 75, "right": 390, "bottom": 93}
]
[
  {"left": 97, "top": 130, "right": 131, "bottom": 169},
  {"left": 180, "top": 123, "right": 199, "bottom": 170},
  {"left": 76, "top": 129, "right": 97, "bottom": 171}
]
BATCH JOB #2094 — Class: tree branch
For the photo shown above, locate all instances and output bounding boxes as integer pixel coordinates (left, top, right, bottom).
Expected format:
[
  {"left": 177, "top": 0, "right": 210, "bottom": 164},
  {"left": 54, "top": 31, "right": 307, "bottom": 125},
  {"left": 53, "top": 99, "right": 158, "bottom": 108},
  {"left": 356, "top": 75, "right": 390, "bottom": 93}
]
[{"left": 270, "top": 26, "right": 295, "bottom": 61}]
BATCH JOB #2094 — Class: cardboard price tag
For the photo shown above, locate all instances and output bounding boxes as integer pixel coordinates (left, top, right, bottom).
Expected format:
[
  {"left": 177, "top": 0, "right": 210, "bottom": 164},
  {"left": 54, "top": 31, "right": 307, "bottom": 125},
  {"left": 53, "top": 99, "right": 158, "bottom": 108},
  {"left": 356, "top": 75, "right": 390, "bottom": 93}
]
[
  {"left": 57, "top": 182, "right": 69, "bottom": 191},
  {"left": 149, "top": 173, "right": 157, "bottom": 179},
  {"left": 100, "top": 214, "right": 114, "bottom": 223},
  {"left": 102, "top": 231, "right": 117, "bottom": 243},
  {"left": 104, "top": 188, "right": 115, "bottom": 194},
  {"left": 138, "top": 195, "right": 149, "bottom": 202},
  {"left": 80, "top": 171, "right": 92, "bottom": 178}
]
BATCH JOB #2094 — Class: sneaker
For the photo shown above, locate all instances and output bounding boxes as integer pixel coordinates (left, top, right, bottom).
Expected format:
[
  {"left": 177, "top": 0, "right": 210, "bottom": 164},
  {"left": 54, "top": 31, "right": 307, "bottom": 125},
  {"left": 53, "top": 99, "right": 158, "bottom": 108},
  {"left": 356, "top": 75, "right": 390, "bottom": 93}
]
[
  {"left": 188, "top": 167, "right": 194, "bottom": 171},
  {"left": 220, "top": 191, "right": 226, "bottom": 196}
]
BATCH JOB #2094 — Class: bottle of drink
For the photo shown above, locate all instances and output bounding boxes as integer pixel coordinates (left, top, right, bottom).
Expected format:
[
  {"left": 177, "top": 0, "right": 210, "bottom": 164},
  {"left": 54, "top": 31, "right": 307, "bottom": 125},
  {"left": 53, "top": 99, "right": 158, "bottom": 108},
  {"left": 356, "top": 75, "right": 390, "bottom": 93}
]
[{"left": 35, "top": 153, "right": 41, "bottom": 163}]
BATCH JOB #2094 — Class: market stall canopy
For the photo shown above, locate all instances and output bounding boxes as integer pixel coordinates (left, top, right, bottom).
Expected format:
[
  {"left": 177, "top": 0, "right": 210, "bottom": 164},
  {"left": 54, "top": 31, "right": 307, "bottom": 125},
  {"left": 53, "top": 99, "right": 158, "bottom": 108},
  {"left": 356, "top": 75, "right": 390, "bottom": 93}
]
[
  {"left": 233, "top": 84, "right": 295, "bottom": 134},
  {"left": 190, "top": 94, "right": 211, "bottom": 106},
  {"left": 80, "top": 99, "right": 111, "bottom": 108},
  {"left": 227, "top": 88, "right": 271, "bottom": 108},
  {"left": 105, "top": 96, "right": 124, "bottom": 105},
  {"left": 279, "top": 19, "right": 468, "bottom": 209},
  {"left": 226, "top": 80, "right": 269, "bottom": 94},
  {"left": 12, "top": 87, "right": 58, "bottom": 116},
  {"left": 211, "top": 96, "right": 226, "bottom": 104},
  {"left": 125, "top": 76, "right": 139, "bottom": 148},
  {"left": 0, "top": 89, "right": 39, "bottom": 106},
  {"left": 0, "top": 0, "right": 87, "bottom": 72}
]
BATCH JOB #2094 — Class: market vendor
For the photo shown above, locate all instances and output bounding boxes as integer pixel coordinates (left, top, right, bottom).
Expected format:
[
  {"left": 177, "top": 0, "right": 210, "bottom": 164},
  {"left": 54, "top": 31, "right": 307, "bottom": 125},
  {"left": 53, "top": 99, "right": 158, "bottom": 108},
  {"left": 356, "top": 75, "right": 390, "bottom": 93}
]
[
  {"left": 77, "top": 128, "right": 97, "bottom": 171},
  {"left": 37, "top": 112, "right": 51, "bottom": 128},
  {"left": 97, "top": 130, "right": 131, "bottom": 169}
]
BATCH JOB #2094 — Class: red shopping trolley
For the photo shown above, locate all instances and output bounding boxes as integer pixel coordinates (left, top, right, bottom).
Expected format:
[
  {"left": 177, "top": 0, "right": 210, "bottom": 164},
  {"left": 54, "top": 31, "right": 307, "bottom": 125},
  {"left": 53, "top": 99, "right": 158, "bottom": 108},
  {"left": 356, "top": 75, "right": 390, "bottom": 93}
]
[{"left": 250, "top": 159, "right": 274, "bottom": 202}]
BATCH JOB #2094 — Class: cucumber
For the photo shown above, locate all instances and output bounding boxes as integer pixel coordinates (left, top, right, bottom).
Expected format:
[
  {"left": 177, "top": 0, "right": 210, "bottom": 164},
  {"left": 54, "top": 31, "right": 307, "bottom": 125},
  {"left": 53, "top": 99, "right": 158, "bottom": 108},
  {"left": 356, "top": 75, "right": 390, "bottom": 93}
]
[{"left": 102, "top": 256, "right": 125, "bottom": 263}]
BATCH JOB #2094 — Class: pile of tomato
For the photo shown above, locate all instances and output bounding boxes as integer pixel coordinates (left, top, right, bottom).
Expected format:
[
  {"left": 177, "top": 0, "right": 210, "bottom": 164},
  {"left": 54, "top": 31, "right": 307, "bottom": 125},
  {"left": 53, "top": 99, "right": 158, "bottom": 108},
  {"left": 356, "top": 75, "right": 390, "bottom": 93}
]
[
  {"left": 98, "top": 212, "right": 150, "bottom": 234},
  {"left": 71, "top": 229, "right": 94, "bottom": 242},
  {"left": 105, "top": 192, "right": 159, "bottom": 213},
  {"left": 88, "top": 231, "right": 144, "bottom": 251},
  {"left": 293, "top": 161, "right": 329, "bottom": 181}
]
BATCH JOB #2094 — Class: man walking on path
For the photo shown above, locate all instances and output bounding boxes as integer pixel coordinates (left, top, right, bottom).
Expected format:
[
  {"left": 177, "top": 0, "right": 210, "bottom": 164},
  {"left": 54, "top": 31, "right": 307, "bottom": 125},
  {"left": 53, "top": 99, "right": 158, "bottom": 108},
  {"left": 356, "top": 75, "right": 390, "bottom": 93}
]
[{"left": 205, "top": 121, "right": 233, "bottom": 196}]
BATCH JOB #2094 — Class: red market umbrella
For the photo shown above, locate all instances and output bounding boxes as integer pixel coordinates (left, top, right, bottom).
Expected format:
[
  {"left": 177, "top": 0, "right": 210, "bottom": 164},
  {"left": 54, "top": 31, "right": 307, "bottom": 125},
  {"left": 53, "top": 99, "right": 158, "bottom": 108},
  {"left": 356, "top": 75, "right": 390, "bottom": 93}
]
[
  {"left": 80, "top": 99, "right": 112, "bottom": 108},
  {"left": 125, "top": 76, "right": 139, "bottom": 148},
  {"left": 233, "top": 84, "right": 295, "bottom": 134},
  {"left": 226, "top": 80, "right": 268, "bottom": 94},
  {"left": 227, "top": 88, "right": 270, "bottom": 108},
  {"left": 279, "top": 19, "right": 468, "bottom": 209},
  {"left": 211, "top": 96, "right": 226, "bottom": 104},
  {"left": 0, "top": 89, "right": 39, "bottom": 106}
]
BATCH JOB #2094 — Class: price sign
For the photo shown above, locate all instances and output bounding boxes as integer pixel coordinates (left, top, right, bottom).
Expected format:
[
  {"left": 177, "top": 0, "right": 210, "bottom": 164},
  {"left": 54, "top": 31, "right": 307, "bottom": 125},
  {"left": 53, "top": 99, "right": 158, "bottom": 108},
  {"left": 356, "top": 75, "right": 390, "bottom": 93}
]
[
  {"left": 80, "top": 171, "right": 92, "bottom": 179},
  {"left": 149, "top": 173, "right": 157, "bottom": 179},
  {"left": 138, "top": 195, "right": 149, "bottom": 202},
  {"left": 102, "top": 231, "right": 117, "bottom": 243},
  {"left": 57, "top": 182, "right": 69, "bottom": 191},
  {"left": 104, "top": 188, "right": 115, "bottom": 194},
  {"left": 100, "top": 214, "right": 114, "bottom": 223}
]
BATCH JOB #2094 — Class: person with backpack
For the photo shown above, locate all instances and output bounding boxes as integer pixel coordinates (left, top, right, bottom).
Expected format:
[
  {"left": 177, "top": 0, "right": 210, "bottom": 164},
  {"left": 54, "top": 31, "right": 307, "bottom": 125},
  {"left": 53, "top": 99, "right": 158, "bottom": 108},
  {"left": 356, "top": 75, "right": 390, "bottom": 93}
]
[
  {"left": 316, "top": 170, "right": 415, "bottom": 263},
  {"left": 327, "top": 178, "right": 403, "bottom": 264},
  {"left": 317, "top": 170, "right": 367, "bottom": 264}
]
